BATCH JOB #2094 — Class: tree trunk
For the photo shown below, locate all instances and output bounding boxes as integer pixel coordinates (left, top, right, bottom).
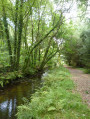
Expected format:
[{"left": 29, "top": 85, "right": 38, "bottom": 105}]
[
  {"left": 1, "top": 0, "right": 13, "bottom": 69},
  {"left": 13, "top": 0, "right": 19, "bottom": 70},
  {"left": 16, "top": 0, "right": 23, "bottom": 70}
]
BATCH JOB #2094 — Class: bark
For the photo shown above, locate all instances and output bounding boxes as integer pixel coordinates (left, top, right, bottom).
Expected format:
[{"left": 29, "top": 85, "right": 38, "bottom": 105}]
[
  {"left": 41, "top": 49, "right": 58, "bottom": 70},
  {"left": 16, "top": 0, "right": 23, "bottom": 70},
  {"left": 31, "top": 12, "right": 34, "bottom": 66},
  {"left": 1, "top": 0, "right": 13, "bottom": 69},
  {"left": 39, "top": 38, "right": 52, "bottom": 70},
  {"left": 24, "top": 17, "right": 28, "bottom": 49},
  {"left": 13, "top": 0, "right": 19, "bottom": 69}
]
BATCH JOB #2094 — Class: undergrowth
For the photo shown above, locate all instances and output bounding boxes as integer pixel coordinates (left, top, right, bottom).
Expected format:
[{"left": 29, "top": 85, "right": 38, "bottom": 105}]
[
  {"left": 0, "top": 71, "right": 23, "bottom": 87},
  {"left": 76, "top": 67, "right": 90, "bottom": 74},
  {"left": 17, "top": 66, "right": 90, "bottom": 119},
  {"left": 84, "top": 69, "right": 90, "bottom": 74}
]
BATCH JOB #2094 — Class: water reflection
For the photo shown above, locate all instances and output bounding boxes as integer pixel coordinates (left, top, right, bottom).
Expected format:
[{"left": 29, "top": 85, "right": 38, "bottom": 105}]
[
  {"left": 0, "top": 99, "right": 16, "bottom": 119},
  {"left": 0, "top": 79, "right": 41, "bottom": 119}
]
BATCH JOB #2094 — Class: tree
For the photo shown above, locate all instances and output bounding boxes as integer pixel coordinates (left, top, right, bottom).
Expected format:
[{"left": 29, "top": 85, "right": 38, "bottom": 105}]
[{"left": 80, "top": 29, "right": 90, "bottom": 68}]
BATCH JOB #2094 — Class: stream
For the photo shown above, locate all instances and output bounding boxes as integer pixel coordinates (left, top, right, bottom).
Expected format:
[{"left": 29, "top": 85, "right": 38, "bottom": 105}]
[{"left": 0, "top": 77, "right": 42, "bottom": 119}]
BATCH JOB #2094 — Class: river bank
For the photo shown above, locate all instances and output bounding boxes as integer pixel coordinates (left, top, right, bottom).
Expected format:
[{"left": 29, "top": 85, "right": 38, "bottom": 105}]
[
  {"left": 0, "top": 76, "right": 42, "bottom": 119},
  {"left": 17, "top": 66, "right": 90, "bottom": 119},
  {"left": 0, "top": 68, "right": 44, "bottom": 89}
]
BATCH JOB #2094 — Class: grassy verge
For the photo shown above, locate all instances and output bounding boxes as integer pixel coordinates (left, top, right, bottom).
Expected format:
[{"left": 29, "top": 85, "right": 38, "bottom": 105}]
[
  {"left": 17, "top": 66, "right": 90, "bottom": 119},
  {"left": 77, "top": 68, "right": 90, "bottom": 74}
]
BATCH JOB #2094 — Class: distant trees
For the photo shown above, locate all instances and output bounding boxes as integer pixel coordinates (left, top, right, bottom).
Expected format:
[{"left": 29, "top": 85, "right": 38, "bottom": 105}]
[
  {"left": 63, "top": 18, "right": 90, "bottom": 72},
  {"left": 80, "top": 29, "right": 90, "bottom": 68}
]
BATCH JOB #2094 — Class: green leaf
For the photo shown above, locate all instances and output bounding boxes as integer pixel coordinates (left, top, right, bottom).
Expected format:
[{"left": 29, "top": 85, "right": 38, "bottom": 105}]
[
  {"left": 0, "top": 81, "right": 3, "bottom": 87},
  {"left": 48, "top": 106, "right": 56, "bottom": 111}
]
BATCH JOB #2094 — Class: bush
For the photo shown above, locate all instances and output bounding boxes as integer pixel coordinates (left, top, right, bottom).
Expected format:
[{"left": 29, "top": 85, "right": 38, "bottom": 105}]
[{"left": 84, "top": 69, "right": 90, "bottom": 74}]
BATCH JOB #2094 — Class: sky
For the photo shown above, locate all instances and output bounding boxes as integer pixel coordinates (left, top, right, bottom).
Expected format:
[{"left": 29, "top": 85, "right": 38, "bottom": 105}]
[
  {"left": 86, "top": 0, "right": 90, "bottom": 18},
  {"left": 10, "top": 0, "right": 90, "bottom": 27},
  {"left": 12, "top": 0, "right": 90, "bottom": 20},
  {"left": 50, "top": 0, "right": 90, "bottom": 21},
  {"left": 50, "top": 0, "right": 78, "bottom": 21}
]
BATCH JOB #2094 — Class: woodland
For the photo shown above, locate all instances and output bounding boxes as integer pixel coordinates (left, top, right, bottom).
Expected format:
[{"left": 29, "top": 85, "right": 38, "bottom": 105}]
[
  {"left": 0, "top": 0, "right": 90, "bottom": 119},
  {"left": 0, "top": 0, "right": 90, "bottom": 85}
]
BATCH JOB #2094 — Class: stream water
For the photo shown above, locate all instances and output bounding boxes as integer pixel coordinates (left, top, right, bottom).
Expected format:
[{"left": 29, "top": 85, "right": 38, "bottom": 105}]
[{"left": 0, "top": 78, "right": 42, "bottom": 119}]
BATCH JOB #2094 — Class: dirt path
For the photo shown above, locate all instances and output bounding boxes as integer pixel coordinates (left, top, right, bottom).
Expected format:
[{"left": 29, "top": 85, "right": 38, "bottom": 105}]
[{"left": 65, "top": 66, "right": 90, "bottom": 107}]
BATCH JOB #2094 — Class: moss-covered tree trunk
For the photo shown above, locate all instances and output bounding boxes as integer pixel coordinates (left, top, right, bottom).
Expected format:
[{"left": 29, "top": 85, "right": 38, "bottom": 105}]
[
  {"left": 13, "top": 0, "right": 19, "bottom": 70},
  {"left": 16, "top": 0, "right": 23, "bottom": 70},
  {"left": 1, "top": 0, "right": 13, "bottom": 69}
]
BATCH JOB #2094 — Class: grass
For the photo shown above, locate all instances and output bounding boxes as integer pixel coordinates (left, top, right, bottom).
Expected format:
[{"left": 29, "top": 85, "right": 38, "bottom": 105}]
[
  {"left": 76, "top": 67, "right": 90, "bottom": 74},
  {"left": 17, "top": 66, "right": 90, "bottom": 119},
  {"left": 84, "top": 69, "right": 90, "bottom": 74}
]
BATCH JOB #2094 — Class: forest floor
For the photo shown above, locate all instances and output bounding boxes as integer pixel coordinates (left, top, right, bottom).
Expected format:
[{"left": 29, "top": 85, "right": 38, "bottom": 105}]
[{"left": 65, "top": 65, "right": 90, "bottom": 107}]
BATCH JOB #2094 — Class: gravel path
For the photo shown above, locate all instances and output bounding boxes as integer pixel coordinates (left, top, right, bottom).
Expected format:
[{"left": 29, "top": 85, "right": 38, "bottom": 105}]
[{"left": 65, "top": 66, "right": 90, "bottom": 107}]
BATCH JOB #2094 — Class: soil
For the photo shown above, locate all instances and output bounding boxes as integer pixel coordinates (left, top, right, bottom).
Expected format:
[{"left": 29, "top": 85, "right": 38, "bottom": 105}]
[{"left": 65, "top": 65, "right": 90, "bottom": 107}]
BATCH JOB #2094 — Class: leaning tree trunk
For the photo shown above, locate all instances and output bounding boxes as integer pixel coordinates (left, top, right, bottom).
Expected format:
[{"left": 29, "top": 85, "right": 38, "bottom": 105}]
[{"left": 39, "top": 38, "right": 52, "bottom": 70}]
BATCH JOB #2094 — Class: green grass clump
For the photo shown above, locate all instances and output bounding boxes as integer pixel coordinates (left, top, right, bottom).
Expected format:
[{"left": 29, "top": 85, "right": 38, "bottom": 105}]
[
  {"left": 77, "top": 67, "right": 90, "bottom": 74},
  {"left": 17, "top": 66, "right": 90, "bottom": 119},
  {"left": 84, "top": 69, "right": 90, "bottom": 74}
]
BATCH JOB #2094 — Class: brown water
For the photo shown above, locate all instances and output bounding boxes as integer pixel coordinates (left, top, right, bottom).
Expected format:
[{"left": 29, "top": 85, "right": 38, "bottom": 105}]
[{"left": 0, "top": 78, "right": 42, "bottom": 119}]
